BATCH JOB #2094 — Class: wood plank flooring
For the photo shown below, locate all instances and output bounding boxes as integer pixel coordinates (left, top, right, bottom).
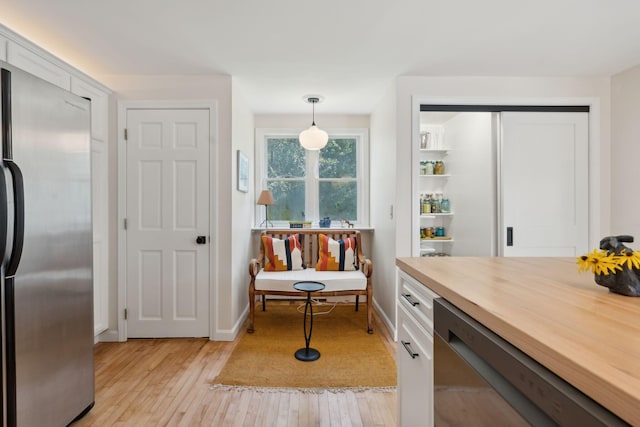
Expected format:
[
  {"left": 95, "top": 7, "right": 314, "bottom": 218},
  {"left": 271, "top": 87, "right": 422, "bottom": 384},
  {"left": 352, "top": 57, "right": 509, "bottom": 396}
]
[{"left": 74, "top": 306, "right": 397, "bottom": 427}]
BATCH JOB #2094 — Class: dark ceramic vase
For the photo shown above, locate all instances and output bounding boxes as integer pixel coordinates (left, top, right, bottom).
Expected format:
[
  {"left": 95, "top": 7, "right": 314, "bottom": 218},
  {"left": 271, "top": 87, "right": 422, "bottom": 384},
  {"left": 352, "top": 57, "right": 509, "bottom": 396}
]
[{"left": 595, "top": 268, "right": 640, "bottom": 297}]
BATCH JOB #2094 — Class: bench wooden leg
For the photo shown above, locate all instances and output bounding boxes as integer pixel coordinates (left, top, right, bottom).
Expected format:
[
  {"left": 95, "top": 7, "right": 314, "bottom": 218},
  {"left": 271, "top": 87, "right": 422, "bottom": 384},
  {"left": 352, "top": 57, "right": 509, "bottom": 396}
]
[
  {"left": 355, "top": 295, "right": 359, "bottom": 311},
  {"left": 262, "top": 295, "right": 266, "bottom": 311}
]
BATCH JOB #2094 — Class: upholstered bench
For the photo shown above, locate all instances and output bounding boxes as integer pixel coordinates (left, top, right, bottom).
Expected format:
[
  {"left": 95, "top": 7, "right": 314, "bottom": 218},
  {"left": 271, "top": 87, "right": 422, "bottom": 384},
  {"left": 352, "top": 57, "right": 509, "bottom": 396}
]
[{"left": 248, "top": 229, "right": 373, "bottom": 334}]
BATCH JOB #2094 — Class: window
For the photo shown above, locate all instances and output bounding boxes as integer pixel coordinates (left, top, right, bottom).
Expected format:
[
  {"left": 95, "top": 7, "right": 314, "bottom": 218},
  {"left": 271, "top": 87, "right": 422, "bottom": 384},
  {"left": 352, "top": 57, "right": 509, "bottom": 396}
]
[{"left": 256, "top": 128, "right": 369, "bottom": 227}]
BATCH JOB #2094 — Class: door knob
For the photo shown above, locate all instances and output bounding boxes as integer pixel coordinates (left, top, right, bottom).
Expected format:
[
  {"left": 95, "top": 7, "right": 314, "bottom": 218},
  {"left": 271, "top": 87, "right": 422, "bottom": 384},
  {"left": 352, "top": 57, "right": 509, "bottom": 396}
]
[{"left": 196, "top": 235, "right": 206, "bottom": 244}]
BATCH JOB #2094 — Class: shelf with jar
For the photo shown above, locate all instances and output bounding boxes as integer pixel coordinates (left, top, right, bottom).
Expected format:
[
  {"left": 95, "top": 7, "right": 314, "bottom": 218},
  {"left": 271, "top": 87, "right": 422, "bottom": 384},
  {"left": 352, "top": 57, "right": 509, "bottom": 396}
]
[
  {"left": 419, "top": 193, "right": 451, "bottom": 215},
  {"left": 420, "top": 212, "right": 453, "bottom": 218},
  {"left": 418, "top": 159, "right": 447, "bottom": 177},
  {"left": 420, "top": 226, "right": 452, "bottom": 240},
  {"left": 419, "top": 127, "right": 446, "bottom": 151}
]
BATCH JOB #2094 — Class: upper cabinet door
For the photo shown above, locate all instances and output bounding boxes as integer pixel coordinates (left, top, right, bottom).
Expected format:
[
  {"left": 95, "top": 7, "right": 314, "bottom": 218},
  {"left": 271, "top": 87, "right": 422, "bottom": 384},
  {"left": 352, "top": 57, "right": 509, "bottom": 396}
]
[
  {"left": 71, "top": 76, "right": 109, "bottom": 142},
  {"left": 7, "top": 41, "right": 71, "bottom": 90}
]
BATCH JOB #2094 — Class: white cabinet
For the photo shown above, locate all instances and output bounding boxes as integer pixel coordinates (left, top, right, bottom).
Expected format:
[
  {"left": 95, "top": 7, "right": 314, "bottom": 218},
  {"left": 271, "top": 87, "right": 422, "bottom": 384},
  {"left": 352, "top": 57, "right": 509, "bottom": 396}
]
[
  {"left": 7, "top": 42, "right": 71, "bottom": 90},
  {"left": 90, "top": 139, "right": 109, "bottom": 336},
  {"left": 0, "top": 35, "right": 7, "bottom": 61},
  {"left": 397, "top": 269, "right": 439, "bottom": 427},
  {"left": 71, "top": 77, "right": 109, "bottom": 141},
  {"left": 71, "top": 77, "right": 110, "bottom": 336}
]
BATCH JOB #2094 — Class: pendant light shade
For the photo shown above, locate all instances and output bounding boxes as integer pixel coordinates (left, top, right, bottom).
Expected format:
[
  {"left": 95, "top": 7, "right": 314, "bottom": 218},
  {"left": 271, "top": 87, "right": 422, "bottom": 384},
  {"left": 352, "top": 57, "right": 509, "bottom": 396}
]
[
  {"left": 299, "top": 124, "right": 329, "bottom": 150},
  {"left": 299, "top": 96, "right": 328, "bottom": 150}
]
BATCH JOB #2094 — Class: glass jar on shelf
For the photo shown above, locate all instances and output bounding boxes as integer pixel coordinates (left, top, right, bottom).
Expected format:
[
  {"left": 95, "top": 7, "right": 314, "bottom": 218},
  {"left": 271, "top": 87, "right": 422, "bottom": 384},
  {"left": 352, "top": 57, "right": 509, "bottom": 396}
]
[
  {"left": 431, "top": 195, "right": 441, "bottom": 213},
  {"left": 421, "top": 194, "right": 431, "bottom": 214},
  {"left": 425, "top": 160, "right": 434, "bottom": 175},
  {"left": 441, "top": 198, "right": 450, "bottom": 213}
]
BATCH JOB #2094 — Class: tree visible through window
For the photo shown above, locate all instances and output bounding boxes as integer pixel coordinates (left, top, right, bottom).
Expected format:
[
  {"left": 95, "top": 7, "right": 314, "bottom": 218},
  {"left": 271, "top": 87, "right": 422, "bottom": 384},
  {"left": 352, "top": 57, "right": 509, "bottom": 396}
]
[
  {"left": 259, "top": 130, "right": 367, "bottom": 225},
  {"left": 267, "top": 137, "right": 306, "bottom": 221},
  {"left": 319, "top": 138, "right": 357, "bottom": 220}
]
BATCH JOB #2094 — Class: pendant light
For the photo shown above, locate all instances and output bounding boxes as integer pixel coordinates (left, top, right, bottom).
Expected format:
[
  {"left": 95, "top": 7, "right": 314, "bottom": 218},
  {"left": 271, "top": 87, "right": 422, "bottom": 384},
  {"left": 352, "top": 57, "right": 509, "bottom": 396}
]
[{"left": 299, "top": 96, "right": 328, "bottom": 150}]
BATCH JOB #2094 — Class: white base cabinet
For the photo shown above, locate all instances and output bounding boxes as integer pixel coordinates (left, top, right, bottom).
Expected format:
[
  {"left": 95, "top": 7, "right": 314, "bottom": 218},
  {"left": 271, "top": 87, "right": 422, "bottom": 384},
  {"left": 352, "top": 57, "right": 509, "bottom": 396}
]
[{"left": 397, "top": 269, "right": 439, "bottom": 427}]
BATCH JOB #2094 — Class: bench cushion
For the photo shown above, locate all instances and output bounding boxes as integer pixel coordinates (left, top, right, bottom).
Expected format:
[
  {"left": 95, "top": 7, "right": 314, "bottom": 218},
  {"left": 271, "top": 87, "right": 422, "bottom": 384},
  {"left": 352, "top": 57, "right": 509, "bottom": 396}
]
[{"left": 255, "top": 269, "right": 367, "bottom": 292}]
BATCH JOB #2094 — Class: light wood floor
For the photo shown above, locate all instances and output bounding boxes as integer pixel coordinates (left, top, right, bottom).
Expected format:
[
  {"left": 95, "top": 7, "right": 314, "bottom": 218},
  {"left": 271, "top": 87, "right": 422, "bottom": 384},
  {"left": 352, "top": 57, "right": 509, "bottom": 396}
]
[{"left": 74, "top": 305, "right": 397, "bottom": 427}]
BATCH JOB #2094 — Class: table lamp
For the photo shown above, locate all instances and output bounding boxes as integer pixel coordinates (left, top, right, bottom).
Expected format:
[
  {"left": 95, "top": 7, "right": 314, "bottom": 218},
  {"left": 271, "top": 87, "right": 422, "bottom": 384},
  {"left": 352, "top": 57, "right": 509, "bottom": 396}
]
[{"left": 257, "top": 190, "right": 275, "bottom": 228}]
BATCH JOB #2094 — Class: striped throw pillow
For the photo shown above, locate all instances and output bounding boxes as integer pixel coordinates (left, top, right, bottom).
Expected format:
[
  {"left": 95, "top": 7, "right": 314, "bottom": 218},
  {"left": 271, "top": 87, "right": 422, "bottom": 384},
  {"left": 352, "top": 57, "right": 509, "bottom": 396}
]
[
  {"left": 316, "top": 234, "right": 358, "bottom": 271},
  {"left": 262, "top": 234, "right": 305, "bottom": 271}
]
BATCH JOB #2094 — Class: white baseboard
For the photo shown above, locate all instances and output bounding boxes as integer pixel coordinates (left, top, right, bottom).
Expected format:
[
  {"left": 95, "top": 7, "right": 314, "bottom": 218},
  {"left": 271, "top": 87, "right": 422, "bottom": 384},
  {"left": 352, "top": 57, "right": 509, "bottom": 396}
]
[
  {"left": 211, "top": 304, "right": 249, "bottom": 341},
  {"left": 96, "top": 329, "right": 120, "bottom": 343},
  {"left": 374, "top": 298, "right": 396, "bottom": 341}
]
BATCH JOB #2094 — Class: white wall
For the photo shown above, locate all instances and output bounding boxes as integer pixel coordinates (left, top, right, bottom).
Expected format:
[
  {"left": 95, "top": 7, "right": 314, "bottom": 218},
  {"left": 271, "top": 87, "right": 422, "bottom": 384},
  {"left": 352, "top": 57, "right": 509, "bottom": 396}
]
[
  {"left": 254, "top": 114, "right": 369, "bottom": 129},
  {"left": 369, "top": 84, "right": 397, "bottom": 335},
  {"left": 99, "top": 74, "right": 233, "bottom": 339},
  {"left": 396, "top": 76, "right": 611, "bottom": 266},
  {"left": 611, "top": 65, "right": 640, "bottom": 241},
  {"left": 229, "top": 78, "right": 255, "bottom": 337},
  {"left": 439, "top": 112, "right": 495, "bottom": 256}
]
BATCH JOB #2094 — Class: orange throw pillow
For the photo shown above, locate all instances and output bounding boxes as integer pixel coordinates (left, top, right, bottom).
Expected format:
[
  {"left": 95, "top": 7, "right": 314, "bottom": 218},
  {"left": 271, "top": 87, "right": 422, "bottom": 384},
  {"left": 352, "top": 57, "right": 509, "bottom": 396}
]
[
  {"left": 316, "top": 234, "right": 358, "bottom": 271},
  {"left": 262, "top": 234, "right": 305, "bottom": 271}
]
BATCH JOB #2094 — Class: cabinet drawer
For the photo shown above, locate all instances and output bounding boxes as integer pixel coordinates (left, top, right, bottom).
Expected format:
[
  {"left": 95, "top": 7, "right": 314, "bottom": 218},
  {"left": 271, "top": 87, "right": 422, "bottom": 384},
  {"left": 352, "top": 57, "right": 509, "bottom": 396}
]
[
  {"left": 397, "top": 303, "right": 434, "bottom": 427},
  {"left": 398, "top": 269, "right": 438, "bottom": 334}
]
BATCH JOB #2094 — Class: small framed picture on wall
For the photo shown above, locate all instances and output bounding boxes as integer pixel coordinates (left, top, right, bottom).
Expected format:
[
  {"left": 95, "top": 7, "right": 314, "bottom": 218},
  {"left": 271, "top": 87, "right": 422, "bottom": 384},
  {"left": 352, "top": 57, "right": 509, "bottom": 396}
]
[{"left": 237, "top": 150, "right": 249, "bottom": 193}]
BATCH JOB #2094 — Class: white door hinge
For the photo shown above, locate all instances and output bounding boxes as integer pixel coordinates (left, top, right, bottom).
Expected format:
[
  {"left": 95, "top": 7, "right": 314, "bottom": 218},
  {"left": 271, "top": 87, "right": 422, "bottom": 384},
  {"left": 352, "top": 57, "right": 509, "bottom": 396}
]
[
  {"left": 124, "top": 218, "right": 128, "bottom": 230},
  {"left": 124, "top": 128, "right": 128, "bottom": 140},
  {"left": 124, "top": 308, "right": 128, "bottom": 320}
]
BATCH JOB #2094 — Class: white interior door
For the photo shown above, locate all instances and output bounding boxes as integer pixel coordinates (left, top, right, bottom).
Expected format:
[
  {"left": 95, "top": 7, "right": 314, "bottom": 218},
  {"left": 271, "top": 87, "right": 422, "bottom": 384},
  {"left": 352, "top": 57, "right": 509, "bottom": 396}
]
[
  {"left": 126, "top": 108, "right": 210, "bottom": 337},
  {"left": 501, "top": 111, "right": 588, "bottom": 257}
]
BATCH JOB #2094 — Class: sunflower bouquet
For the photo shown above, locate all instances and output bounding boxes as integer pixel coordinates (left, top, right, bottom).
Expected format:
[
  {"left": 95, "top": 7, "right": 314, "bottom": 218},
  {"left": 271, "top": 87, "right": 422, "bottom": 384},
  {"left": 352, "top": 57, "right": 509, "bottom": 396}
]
[
  {"left": 577, "top": 235, "right": 640, "bottom": 297},
  {"left": 577, "top": 248, "right": 640, "bottom": 275}
]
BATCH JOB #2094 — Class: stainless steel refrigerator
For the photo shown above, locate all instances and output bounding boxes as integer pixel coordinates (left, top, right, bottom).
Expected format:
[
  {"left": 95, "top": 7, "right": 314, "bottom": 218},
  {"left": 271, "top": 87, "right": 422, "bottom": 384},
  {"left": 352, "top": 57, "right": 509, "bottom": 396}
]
[{"left": 1, "top": 61, "right": 94, "bottom": 426}]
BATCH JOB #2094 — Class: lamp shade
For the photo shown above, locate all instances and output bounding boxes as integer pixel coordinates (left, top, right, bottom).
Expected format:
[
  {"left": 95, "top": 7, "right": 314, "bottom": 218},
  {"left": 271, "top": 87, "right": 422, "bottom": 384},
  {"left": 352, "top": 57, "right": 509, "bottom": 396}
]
[
  {"left": 257, "top": 190, "right": 275, "bottom": 205},
  {"left": 299, "top": 124, "right": 328, "bottom": 150}
]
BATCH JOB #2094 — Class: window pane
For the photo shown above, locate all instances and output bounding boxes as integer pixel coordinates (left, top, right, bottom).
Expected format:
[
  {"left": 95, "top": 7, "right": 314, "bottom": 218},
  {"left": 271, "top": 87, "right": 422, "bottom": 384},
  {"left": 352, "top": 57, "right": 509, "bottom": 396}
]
[
  {"left": 319, "top": 181, "right": 357, "bottom": 221},
  {"left": 267, "top": 181, "right": 306, "bottom": 221},
  {"left": 319, "top": 138, "right": 357, "bottom": 178},
  {"left": 267, "top": 138, "right": 306, "bottom": 178}
]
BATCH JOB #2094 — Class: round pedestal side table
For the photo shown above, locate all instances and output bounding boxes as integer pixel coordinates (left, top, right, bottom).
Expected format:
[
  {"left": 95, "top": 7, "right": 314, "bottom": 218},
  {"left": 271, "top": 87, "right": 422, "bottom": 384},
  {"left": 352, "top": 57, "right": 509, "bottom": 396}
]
[{"left": 293, "top": 281, "right": 326, "bottom": 362}]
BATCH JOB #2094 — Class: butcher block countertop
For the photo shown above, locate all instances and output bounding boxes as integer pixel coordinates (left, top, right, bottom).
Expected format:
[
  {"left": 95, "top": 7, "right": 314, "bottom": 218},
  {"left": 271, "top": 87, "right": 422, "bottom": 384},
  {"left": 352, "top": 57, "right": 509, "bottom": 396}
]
[{"left": 396, "top": 257, "right": 640, "bottom": 425}]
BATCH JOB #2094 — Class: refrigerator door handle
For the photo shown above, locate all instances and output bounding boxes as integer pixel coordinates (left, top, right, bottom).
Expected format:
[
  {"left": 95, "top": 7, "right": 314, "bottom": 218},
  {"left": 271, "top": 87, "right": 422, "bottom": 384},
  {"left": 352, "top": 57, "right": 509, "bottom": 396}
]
[
  {"left": 2, "top": 67, "right": 12, "bottom": 159},
  {"left": 5, "top": 160, "right": 23, "bottom": 277}
]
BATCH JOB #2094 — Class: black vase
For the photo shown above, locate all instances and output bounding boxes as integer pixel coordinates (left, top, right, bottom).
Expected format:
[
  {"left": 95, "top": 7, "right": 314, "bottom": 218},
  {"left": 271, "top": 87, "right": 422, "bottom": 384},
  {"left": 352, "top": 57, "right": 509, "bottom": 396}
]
[{"left": 595, "top": 266, "right": 640, "bottom": 297}]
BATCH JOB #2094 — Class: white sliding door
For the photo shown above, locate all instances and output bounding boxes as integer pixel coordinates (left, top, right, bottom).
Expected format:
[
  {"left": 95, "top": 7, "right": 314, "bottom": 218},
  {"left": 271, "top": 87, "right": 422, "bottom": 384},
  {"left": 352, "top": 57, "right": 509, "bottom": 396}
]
[{"left": 501, "top": 112, "right": 589, "bottom": 257}]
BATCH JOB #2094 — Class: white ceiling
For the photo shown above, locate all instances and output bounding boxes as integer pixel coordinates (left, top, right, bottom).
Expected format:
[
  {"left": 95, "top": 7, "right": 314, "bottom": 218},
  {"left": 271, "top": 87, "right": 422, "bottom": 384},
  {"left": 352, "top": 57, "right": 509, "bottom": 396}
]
[{"left": 1, "top": 0, "right": 640, "bottom": 114}]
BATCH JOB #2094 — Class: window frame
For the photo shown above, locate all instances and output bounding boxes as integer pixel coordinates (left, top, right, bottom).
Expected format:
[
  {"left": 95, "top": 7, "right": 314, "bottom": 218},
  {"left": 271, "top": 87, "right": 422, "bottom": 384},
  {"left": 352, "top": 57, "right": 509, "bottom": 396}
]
[{"left": 255, "top": 128, "right": 369, "bottom": 227}]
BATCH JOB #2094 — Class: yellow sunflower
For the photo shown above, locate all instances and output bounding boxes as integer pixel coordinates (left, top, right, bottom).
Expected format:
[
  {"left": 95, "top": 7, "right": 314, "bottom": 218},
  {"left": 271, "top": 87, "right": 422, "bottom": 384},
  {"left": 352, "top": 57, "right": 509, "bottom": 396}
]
[
  {"left": 576, "top": 249, "right": 621, "bottom": 275},
  {"left": 614, "top": 249, "right": 640, "bottom": 270}
]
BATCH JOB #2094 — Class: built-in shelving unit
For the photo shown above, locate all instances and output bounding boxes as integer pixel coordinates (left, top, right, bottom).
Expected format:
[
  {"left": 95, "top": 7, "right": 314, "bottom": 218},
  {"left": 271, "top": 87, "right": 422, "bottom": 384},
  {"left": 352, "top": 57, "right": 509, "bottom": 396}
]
[{"left": 416, "top": 125, "right": 453, "bottom": 257}]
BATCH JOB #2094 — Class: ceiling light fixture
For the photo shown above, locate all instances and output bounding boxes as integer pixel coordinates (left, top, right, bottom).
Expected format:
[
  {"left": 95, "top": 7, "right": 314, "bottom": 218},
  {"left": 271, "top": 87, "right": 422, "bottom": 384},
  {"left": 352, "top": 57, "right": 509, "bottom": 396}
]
[{"left": 299, "top": 95, "right": 328, "bottom": 150}]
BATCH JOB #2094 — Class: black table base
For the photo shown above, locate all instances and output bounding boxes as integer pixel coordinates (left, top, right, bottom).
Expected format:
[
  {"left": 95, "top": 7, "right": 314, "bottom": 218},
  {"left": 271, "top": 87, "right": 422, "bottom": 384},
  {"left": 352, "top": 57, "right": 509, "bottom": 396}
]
[
  {"left": 293, "top": 281, "right": 325, "bottom": 362},
  {"left": 294, "top": 347, "right": 321, "bottom": 362}
]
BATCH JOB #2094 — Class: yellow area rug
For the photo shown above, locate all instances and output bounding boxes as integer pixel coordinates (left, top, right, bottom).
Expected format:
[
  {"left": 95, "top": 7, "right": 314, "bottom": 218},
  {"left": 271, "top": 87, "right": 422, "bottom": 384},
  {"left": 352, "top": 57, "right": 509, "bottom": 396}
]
[{"left": 212, "top": 302, "right": 397, "bottom": 391}]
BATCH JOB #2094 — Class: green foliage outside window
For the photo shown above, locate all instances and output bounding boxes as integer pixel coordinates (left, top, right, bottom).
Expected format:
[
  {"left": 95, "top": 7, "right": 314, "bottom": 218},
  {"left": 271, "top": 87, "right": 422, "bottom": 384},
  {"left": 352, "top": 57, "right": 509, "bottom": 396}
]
[
  {"left": 319, "top": 138, "right": 357, "bottom": 220},
  {"left": 265, "top": 136, "right": 358, "bottom": 222}
]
